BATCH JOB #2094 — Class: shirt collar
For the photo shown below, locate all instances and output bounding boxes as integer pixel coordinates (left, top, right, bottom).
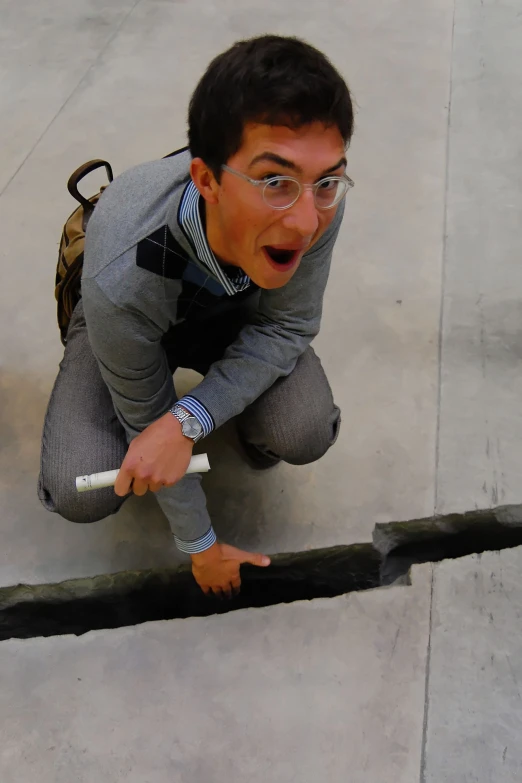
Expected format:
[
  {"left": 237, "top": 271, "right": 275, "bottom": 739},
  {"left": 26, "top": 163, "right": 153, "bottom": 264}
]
[{"left": 178, "top": 180, "right": 250, "bottom": 296}]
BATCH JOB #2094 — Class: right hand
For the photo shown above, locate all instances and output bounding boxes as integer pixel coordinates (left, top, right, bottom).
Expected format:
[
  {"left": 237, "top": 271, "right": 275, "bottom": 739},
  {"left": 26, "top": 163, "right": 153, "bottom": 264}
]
[
  {"left": 191, "top": 542, "right": 270, "bottom": 597},
  {"left": 114, "top": 412, "right": 193, "bottom": 497}
]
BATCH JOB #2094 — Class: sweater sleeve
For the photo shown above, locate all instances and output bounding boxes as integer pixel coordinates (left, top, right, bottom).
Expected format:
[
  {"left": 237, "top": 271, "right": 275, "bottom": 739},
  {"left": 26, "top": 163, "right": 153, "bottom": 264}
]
[
  {"left": 81, "top": 274, "right": 215, "bottom": 553},
  {"left": 179, "top": 201, "right": 345, "bottom": 431}
]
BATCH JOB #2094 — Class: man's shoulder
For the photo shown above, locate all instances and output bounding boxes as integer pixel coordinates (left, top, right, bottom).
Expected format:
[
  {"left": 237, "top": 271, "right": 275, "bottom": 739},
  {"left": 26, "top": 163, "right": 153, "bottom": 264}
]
[
  {"left": 83, "top": 148, "right": 192, "bottom": 278},
  {"left": 107, "top": 147, "right": 192, "bottom": 199}
]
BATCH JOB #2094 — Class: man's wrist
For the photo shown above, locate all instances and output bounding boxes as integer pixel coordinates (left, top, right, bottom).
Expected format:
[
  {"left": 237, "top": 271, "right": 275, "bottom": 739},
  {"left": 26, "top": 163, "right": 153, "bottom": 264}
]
[
  {"left": 176, "top": 395, "right": 215, "bottom": 438},
  {"left": 190, "top": 541, "right": 220, "bottom": 564},
  {"left": 174, "top": 526, "right": 217, "bottom": 555}
]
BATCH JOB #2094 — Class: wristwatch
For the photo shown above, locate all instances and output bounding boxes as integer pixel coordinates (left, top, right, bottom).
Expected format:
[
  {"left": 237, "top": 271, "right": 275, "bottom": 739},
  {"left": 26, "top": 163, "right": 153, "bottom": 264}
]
[{"left": 170, "top": 404, "right": 204, "bottom": 443}]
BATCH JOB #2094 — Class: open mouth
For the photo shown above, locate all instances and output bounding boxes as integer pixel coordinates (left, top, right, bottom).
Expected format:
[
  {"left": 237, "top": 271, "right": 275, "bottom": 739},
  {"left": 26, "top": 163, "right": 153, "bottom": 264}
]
[{"left": 262, "top": 246, "right": 301, "bottom": 271}]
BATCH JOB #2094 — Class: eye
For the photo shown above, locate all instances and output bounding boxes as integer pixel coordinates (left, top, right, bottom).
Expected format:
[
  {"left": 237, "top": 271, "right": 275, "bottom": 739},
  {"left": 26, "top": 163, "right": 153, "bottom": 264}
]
[
  {"left": 317, "top": 177, "right": 338, "bottom": 191},
  {"left": 263, "top": 176, "right": 289, "bottom": 191},
  {"left": 262, "top": 173, "right": 282, "bottom": 184}
]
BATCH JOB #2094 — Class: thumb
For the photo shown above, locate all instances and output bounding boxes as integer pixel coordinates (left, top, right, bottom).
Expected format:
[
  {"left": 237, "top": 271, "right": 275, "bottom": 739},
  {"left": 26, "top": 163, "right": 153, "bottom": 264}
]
[
  {"left": 222, "top": 544, "right": 271, "bottom": 568},
  {"left": 243, "top": 552, "right": 271, "bottom": 568}
]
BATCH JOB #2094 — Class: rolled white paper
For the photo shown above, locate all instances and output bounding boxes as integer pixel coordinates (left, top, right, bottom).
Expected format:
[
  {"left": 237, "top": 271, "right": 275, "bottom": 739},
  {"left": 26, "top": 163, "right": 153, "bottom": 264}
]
[{"left": 76, "top": 453, "right": 210, "bottom": 493}]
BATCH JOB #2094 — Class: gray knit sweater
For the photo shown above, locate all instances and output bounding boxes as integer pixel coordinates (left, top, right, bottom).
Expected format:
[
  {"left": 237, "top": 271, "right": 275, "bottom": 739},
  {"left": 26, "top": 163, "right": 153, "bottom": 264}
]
[{"left": 82, "top": 148, "right": 344, "bottom": 551}]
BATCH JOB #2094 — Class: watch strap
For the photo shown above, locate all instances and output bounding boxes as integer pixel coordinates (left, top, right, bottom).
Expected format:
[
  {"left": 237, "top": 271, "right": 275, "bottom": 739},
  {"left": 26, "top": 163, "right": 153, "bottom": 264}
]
[
  {"left": 170, "top": 405, "right": 203, "bottom": 443},
  {"left": 171, "top": 405, "right": 191, "bottom": 424}
]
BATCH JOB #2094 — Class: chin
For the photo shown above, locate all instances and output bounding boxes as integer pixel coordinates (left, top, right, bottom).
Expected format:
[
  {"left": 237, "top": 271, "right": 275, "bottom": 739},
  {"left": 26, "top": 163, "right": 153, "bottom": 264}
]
[
  {"left": 251, "top": 267, "right": 299, "bottom": 290},
  {"left": 249, "top": 248, "right": 302, "bottom": 289}
]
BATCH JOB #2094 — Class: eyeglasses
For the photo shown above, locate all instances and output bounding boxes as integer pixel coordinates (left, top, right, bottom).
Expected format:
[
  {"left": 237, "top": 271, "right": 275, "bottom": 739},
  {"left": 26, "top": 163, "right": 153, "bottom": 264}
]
[{"left": 221, "top": 164, "right": 354, "bottom": 211}]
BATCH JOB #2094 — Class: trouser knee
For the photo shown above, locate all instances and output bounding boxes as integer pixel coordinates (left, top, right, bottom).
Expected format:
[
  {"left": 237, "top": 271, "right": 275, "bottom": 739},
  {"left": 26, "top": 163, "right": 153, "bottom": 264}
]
[
  {"left": 237, "top": 347, "right": 342, "bottom": 466},
  {"left": 238, "top": 401, "right": 342, "bottom": 466},
  {"left": 271, "top": 404, "right": 342, "bottom": 465},
  {"left": 37, "top": 473, "right": 125, "bottom": 524}
]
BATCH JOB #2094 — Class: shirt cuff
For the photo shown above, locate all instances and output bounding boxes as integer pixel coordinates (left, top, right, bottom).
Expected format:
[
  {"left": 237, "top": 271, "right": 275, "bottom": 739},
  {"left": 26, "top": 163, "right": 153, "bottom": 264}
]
[
  {"left": 174, "top": 526, "right": 217, "bottom": 555},
  {"left": 177, "top": 395, "right": 215, "bottom": 437}
]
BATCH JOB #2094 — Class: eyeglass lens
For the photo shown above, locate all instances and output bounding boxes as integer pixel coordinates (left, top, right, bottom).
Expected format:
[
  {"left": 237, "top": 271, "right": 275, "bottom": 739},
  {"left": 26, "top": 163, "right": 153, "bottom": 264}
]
[{"left": 263, "top": 177, "right": 348, "bottom": 209}]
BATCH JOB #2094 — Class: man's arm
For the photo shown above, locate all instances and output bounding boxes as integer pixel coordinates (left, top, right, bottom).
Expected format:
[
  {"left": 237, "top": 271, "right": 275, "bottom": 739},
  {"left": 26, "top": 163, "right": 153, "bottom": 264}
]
[{"left": 81, "top": 275, "right": 214, "bottom": 550}]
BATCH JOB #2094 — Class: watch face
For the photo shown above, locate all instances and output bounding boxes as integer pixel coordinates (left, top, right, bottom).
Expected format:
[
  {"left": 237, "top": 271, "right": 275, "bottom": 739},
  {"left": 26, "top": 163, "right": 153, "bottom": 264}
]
[{"left": 182, "top": 416, "right": 202, "bottom": 439}]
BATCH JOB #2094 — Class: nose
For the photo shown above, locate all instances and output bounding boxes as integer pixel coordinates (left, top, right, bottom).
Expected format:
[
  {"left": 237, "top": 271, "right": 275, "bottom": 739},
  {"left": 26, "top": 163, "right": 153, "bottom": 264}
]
[{"left": 282, "top": 188, "right": 319, "bottom": 237}]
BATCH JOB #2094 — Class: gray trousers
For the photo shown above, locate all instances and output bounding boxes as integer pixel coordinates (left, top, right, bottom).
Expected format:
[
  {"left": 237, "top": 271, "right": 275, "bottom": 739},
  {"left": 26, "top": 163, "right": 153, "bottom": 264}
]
[{"left": 38, "top": 300, "right": 341, "bottom": 525}]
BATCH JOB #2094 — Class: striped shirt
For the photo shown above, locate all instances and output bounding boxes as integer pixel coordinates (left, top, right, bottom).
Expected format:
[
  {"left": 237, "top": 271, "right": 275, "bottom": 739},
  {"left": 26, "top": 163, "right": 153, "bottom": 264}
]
[{"left": 178, "top": 180, "right": 251, "bottom": 295}]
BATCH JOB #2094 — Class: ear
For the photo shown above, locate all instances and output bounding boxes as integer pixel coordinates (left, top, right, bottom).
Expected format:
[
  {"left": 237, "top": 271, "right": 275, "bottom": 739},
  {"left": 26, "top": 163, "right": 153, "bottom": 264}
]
[{"left": 190, "top": 157, "right": 219, "bottom": 204}]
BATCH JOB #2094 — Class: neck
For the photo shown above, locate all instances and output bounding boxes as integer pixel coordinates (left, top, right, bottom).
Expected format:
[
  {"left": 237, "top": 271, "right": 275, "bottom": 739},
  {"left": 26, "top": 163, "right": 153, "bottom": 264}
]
[{"left": 204, "top": 201, "right": 239, "bottom": 269}]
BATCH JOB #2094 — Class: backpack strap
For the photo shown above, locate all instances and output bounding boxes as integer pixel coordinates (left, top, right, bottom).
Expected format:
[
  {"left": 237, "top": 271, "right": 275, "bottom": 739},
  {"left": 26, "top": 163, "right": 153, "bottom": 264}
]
[
  {"left": 67, "top": 159, "right": 114, "bottom": 230},
  {"left": 163, "top": 145, "right": 189, "bottom": 159}
]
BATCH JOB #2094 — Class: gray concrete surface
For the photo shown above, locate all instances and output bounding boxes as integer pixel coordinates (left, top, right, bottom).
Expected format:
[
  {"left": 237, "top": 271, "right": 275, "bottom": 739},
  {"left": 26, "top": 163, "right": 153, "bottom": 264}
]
[
  {"left": 0, "top": 565, "right": 433, "bottom": 783},
  {"left": 424, "top": 547, "right": 522, "bottom": 782},
  {"left": 0, "top": 0, "right": 454, "bottom": 585},
  {"left": 0, "top": 0, "right": 138, "bottom": 193},
  {"left": 2, "top": 548, "right": 522, "bottom": 782},
  {"left": 436, "top": 0, "right": 522, "bottom": 514},
  {"left": 2, "top": 1, "right": 522, "bottom": 777}
]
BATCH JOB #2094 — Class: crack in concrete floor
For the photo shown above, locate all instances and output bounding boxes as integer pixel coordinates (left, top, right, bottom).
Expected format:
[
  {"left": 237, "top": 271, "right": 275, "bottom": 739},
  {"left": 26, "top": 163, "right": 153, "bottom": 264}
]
[{"left": 1, "top": 503, "right": 522, "bottom": 640}]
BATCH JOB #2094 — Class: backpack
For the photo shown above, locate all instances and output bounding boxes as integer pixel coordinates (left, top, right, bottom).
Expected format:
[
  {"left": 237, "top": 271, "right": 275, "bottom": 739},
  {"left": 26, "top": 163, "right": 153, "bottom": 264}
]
[
  {"left": 55, "top": 159, "right": 114, "bottom": 345},
  {"left": 55, "top": 148, "right": 186, "bottom": 344}
]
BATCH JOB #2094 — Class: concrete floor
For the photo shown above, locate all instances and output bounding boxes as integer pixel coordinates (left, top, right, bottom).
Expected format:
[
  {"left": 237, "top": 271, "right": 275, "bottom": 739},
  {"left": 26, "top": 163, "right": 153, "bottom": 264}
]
[
  {"left": 0, "top": 564, "right": 434, "bottom": 783},
  {"left": 1, "top": 0, "right": 522, "bottom": 779},
  {"left": 1, "top": 549, "right": 521, "bottom": 782},
  {"left": 424, "top": 548, "right": 522, "bottom": 782}
]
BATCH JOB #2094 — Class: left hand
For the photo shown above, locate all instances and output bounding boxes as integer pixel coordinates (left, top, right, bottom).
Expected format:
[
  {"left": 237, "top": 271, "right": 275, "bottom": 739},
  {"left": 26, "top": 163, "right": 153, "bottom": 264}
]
[
  {"left": 114, "top": 412, "right": 193, "bottom": 496},
  {"left": 191, "top": 543, "right": 271, "bottom": 596}
]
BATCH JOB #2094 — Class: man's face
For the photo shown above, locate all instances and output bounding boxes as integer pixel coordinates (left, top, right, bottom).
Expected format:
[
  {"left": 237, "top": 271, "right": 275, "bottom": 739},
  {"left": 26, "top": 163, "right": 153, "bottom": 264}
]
[{"left": 197, "top": 122, "right": 347, "bottom": 290}]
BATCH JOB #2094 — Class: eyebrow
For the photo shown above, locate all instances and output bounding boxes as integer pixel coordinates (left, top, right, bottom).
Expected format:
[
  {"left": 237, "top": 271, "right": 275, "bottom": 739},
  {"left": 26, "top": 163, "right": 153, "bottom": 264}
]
[{"left": 248, "top": 152, "right": 347, "bottom": 178}]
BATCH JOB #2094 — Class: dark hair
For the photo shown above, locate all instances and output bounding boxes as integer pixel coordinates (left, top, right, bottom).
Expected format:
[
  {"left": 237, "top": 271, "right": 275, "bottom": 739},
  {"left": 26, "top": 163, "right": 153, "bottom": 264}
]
[{"left": 188, "top": 35, "right": 354, "bottom": 181}]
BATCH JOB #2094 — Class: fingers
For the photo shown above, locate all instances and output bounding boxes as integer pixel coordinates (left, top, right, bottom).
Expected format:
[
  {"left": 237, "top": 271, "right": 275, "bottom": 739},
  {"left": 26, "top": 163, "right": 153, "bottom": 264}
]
[
  {"left": 221, "top": 580, "right": 241, "bottom": 600},
  {"left": 116, "top": 475, "right": 168, "bottom": 497},
  {"left": 200, "top": 580, "right": 241, "bottom": 599},
  {"left": 147, "top": 480, "right": 165, "bottom": 494},
  {"left": 114, "top": 459, "right": 150, "bottom": 497},
  {"left": 126, "top": 474, "right": 149, "bottom": 496},
  {"left": 114, "top": 467, "right": 133, "bottom": 497},
  {"left": 191, "top": 544, "right": 244, "bottom": 598},
  {"left": 129, "top": 475, "right": 180, "bottom": 496}
]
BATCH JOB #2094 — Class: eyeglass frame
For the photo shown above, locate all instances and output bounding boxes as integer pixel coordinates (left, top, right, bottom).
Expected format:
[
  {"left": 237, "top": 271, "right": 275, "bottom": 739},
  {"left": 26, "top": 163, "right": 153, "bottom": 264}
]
[{"left": 221, "top": 164, "right": 354, "bottom": 211}]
